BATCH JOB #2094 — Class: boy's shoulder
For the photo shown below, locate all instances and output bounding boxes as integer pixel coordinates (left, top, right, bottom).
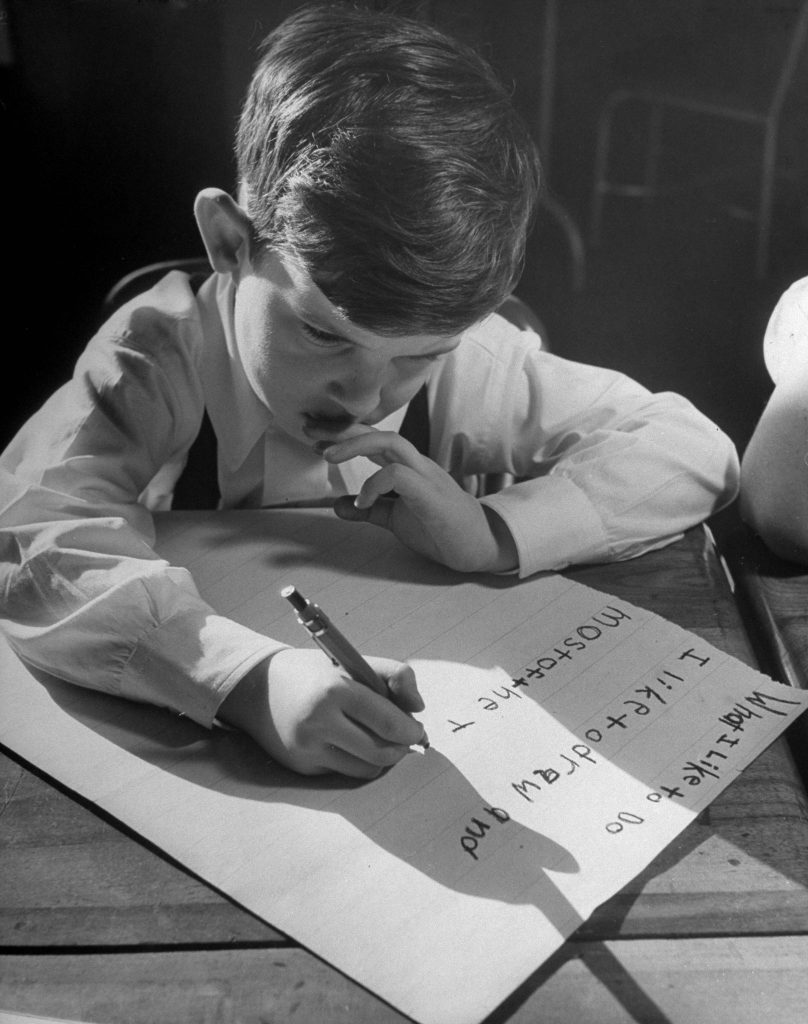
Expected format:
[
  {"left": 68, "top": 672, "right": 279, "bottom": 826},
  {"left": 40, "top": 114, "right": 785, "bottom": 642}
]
[
  {"left": 425, "top": 310, "right": 554, "bottom": 431},
  {"left": 72, "top": 270, "right": 218, "bottom": 394},
  {"left": 99, "top": 271, "right": 207, "bottom": 342},
  {"left": 84, "top": 271, "right": 214, "bottom": 371},
  {"left": 445, "top": 309, "right": 547, "bottom": 374}
]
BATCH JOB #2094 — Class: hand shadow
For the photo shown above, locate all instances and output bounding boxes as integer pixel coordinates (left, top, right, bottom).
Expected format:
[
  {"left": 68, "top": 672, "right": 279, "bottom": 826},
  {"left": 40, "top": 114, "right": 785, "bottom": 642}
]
[{"left": 32, "top": 667, "right": 582, "bottom": 943}]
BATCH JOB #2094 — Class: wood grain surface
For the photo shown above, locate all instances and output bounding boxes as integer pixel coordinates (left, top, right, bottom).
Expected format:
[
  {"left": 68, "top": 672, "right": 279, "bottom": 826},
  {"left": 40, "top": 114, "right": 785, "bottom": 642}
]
[{"left": 2, "top": 527, "right": 807, "bottom": 1023}]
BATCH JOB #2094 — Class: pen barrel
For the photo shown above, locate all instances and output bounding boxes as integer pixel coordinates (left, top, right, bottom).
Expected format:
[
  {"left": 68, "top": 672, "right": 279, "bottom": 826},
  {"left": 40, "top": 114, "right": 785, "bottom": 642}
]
[
  {"left": 313, "top": 626, "right": 387, "bottom": 696},
  {"left": 282, "top": 586, "right": 389, "bottom": 698}
]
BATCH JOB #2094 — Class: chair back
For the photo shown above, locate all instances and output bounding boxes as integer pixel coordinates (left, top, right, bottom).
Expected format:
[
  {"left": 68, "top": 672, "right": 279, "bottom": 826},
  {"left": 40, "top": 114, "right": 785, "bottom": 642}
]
[{"left": 101, "top": 258, "right": 211, "bottom": 319}]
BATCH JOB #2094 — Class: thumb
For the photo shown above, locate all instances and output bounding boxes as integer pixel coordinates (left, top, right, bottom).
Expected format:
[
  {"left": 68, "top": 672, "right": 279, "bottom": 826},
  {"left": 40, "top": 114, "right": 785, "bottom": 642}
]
[{"left": 334, "top": 494, "right": 397, "bottom": 530}]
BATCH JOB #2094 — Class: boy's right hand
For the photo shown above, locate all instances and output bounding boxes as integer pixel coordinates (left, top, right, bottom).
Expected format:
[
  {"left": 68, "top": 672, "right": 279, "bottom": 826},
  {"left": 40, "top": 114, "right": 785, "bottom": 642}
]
[{"left": 218, "top": 649, "right": 427, "bottom": 778}]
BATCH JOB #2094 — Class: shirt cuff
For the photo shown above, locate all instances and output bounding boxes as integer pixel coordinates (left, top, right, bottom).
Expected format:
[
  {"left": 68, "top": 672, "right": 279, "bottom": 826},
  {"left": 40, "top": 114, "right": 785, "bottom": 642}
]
[
  {"left": 121, "top": 608, "right": 288, "bottom": 728},
  {"left": 481, "top": 475, "right": 610, "bottom": 577}
]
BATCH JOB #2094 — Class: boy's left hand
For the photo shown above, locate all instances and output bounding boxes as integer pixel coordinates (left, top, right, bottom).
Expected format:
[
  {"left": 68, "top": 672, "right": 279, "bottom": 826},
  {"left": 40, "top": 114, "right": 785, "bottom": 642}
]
[{"left": 320, "top": 429, "right": 518, "bottom": 573}]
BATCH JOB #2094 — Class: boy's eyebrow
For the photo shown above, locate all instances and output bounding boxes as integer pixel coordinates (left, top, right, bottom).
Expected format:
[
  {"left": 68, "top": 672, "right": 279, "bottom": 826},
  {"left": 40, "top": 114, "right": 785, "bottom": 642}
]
[
  {"left": 297, "top": 306, "right": 352, "bottom": 336},
  {"left": 299, "top": 310, "right": 459, "bottom": 355}
]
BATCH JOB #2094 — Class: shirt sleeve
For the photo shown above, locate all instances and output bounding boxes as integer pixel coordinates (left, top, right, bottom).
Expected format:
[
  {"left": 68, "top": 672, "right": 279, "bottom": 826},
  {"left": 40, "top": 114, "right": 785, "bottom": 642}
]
[
  {"left": 0, "top": 277, "right": 284, "bottom": 726},
  {"left": 429, "top": 319, "right": 741, "bottom": 577}
]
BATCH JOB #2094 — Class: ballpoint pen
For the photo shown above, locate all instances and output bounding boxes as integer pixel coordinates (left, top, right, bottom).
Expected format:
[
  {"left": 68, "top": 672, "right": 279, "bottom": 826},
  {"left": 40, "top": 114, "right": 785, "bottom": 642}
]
[{"left": 281, "top": 585, "right": 429, "bottom": 751}]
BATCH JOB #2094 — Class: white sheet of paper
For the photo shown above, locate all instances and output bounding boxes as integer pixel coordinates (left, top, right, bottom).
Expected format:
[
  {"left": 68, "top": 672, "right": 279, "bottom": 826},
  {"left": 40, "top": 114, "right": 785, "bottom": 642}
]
[
  {"left": 1, "top": 509, "right": 806, "bottom": 1024},
  {"left": 0, "top": 1013, "right": 103, "bottom": 1024}
]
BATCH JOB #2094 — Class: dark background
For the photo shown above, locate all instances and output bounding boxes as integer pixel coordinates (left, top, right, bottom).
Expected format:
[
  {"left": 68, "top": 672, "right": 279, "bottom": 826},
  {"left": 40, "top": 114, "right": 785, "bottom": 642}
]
[{"left": 3, "top": 0, "right": 807, "bottom": 458}]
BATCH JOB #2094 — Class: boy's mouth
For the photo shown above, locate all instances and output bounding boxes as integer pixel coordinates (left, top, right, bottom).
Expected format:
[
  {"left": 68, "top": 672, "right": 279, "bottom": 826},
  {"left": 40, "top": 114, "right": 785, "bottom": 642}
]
[{"left": 302, "top": 410, "right": 357, "bottom": 438}]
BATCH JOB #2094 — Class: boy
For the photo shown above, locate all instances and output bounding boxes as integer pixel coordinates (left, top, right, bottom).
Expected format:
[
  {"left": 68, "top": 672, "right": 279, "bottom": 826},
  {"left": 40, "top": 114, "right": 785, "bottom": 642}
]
[
  {"left": 0, "top": 4, "right": 738, "bottom": 779},
  {"left": 741, "top": 276, "right": 808, "bottom": 564}
]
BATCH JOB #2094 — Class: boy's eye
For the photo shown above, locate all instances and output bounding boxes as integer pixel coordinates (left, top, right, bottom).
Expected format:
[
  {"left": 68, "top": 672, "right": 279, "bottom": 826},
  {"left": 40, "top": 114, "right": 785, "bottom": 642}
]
[{"left": 300, "top": 322, "right": 346, "bottom": 347}]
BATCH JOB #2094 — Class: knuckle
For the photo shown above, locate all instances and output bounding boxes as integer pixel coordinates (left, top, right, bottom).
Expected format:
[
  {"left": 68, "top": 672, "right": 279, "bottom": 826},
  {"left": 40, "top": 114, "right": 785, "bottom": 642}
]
[
  {"left": 291, "top": 722, "right": 315, "bottom": 750},
  {"left": 377, "top": 744, "right": 407, "bottom": 767},
  {"left": 384, "top": 716, "right": 421, "bottom": 748},
  {"left": 293, "top": 708, "right": 332, "bottom": 748},
  {"left": 286, "top": 752, "right": 320, "bottom": 775}
]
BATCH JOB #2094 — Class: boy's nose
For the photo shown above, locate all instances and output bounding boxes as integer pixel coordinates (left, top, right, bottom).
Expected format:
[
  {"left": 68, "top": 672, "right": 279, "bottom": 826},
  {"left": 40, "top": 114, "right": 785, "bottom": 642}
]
[{"left": 327, "top": 365, "right": 388, "bottom": 417}]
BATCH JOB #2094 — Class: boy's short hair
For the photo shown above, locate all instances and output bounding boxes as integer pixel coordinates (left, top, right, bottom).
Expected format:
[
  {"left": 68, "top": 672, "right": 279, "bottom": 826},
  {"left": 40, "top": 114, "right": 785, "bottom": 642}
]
[{"left": 236, "top": 2, "right": 541, "bottom": 334}]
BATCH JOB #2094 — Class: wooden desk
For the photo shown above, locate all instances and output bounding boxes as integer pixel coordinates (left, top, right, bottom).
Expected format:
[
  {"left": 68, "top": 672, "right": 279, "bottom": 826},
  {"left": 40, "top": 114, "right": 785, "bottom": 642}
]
[
  {"left": 2, "top": 527, "right": 808, "bottom": 1023},
  {"left": 722, "top": 524, "right": 808, "bottom": 693},
  {"left": 720, "top": 521, "right": 808, "bottom": 790}
]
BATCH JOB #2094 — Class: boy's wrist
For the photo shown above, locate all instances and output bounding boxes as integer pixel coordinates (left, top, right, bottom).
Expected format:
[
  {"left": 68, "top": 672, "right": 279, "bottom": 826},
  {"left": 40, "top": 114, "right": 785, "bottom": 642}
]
[
  {"left": 218, "top": 655, "right": 274, "bottom": 734},
  {"left": 481, "top": 505, "right": 519, "bottom": 573}
]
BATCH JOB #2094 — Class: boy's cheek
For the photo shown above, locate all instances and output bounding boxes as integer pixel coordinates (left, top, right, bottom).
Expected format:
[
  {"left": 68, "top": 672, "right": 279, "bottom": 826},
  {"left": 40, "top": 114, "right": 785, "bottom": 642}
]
[{"left": 386, "top": 374, "right": 430, "bottom": 412}]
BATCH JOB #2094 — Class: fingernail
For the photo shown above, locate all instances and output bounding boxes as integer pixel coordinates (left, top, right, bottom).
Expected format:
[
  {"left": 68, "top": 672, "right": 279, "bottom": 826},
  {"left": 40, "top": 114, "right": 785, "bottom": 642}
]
[{"left": 314, "top": 441, "right": 334, "bottom": 455}]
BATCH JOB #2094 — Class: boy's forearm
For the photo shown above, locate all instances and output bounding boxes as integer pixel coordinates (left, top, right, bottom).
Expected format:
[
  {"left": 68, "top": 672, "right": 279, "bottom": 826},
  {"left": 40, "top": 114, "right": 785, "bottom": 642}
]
[{"left": 0, "top": 471, "right": 284, "bottom": 726}]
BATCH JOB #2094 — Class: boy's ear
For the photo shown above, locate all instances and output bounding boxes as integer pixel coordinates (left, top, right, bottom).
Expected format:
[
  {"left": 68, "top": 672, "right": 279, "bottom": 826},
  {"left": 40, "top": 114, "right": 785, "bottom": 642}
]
[{"left": 194, "top": 188, "right": 254, "bottom": 274}]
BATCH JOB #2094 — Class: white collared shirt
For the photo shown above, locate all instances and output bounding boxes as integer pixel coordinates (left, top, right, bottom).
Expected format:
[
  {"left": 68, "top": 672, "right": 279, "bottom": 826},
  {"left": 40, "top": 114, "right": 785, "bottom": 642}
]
[{"left": 0, "top": 271, "right": 739, "bottom": 725}]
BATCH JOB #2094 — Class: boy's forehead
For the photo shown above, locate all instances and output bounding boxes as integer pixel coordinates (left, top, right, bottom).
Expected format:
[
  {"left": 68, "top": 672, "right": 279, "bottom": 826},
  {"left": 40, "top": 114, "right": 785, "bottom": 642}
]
[
  {"left": 259, "top": 251, "right": 349, "bottom": 322},
  {"left": 260, "top": 250, "right": 467, "bottom": 349}
]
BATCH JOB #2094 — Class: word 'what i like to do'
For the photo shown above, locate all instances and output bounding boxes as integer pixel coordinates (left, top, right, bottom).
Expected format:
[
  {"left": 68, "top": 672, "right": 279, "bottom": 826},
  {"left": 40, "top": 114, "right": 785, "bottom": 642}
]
[{"left": 457, "top": 685, "right": 804, "bottom": 861}]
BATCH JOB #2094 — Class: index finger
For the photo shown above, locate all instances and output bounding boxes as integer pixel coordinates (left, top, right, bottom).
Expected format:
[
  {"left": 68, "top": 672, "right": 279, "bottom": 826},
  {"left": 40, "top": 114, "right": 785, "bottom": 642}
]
[
  {"left": 342, "top": 682, "right": 428, "bottom": 748},
  {"left": 323, "top": 430, "right": 423, "bottom": 469},
  {"left": 367, "top": 657, "right": 425, "bottom": 713}
]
